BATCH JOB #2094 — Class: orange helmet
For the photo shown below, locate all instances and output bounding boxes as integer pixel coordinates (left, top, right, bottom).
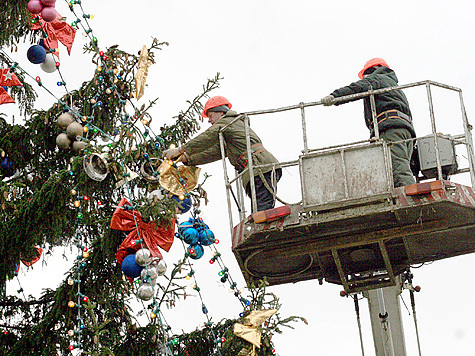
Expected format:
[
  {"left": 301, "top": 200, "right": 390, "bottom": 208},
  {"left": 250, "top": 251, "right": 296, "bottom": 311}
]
[
  {"left": 358, "top": 58, "right": 390, "bottom": 79},
  {"left": 201, "top": 96, "right": 232, "bottom": 118}
]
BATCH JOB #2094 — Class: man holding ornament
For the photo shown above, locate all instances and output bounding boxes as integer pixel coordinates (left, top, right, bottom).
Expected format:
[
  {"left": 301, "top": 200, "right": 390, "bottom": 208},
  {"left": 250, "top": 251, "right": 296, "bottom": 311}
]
[{"left": 163, "top": 96, "right": 281, "bottom": 212}]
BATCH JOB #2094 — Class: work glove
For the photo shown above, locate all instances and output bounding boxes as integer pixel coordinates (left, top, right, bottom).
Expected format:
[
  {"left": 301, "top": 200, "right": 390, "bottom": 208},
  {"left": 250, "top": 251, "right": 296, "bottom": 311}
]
[
  {"left": 321, "top": 95, "right": 335, "bottom": 106},
  {"left": 163, "top": 147, "right": 182, "bottom": 160}
]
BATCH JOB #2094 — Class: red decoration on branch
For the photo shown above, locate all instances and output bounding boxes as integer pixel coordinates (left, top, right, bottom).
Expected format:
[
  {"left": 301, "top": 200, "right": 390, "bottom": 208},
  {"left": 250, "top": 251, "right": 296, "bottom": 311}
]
[
  {"left": 0, "top": 88, "right": 15, "bottom": 105},
  {"left": 0, "top": 68, "right": 23, "bottom": 105},
  {"left": 21, "top": 247, "right": 43, "bottom": 267},
  {"left": 31, "top": 13, "right": 76, "bottom": 57},
  {"left": 111, "top": 197, "right": 175, "bottom": 265}
]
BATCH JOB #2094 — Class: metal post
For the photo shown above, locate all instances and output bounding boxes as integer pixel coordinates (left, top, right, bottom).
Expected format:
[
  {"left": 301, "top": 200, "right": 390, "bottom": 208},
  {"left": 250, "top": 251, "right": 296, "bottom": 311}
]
[
  {"left": 300, "top": 103, "right": 309, "bottom": 154},
  {"left": 218, "top": 131, "right": 234, "bottom": 236},
  {"left": 340, "top": 149, "right": 349, "bottom": 199},
  {"left": 376, "top": 288, "right": 395, "bottom": 356},
  {"left": 235, "top": 170, "right": 246, "bottom": 222},
  {"left": 353, "top": 295, "right": 366, "bottom": 356},
  {"left": 369, "top": 91, "right": 380, "bottom": 140},
  {"left": 364, "top": 277, "right": 407, "bottom": 356},
  {"left": 425, "top": 83, "right": 444, "bottom": 180},
  {"left": 244, "top": 115, "right": 257, "bottom": 213},
  {"left": 458, "top": 91, "right": 475, "bottom": 187}
]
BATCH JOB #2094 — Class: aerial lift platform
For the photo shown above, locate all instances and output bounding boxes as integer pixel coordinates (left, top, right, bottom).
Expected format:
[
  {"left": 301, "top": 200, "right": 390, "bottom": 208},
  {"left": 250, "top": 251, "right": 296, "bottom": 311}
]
[{"left": 218, "top": 80, "right": 475, "bottom": 355}]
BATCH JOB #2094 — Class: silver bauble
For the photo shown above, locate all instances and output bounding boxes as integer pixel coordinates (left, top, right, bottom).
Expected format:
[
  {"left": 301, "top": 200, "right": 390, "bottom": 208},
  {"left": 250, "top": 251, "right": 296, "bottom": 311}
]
[
  {"left": 40, "top": 54, "right": 57, "bottom": 73},
  {"left": 135, "top": 248, "right": 152, "bottom": 266},
  {"left": 155, "top": 260, "right": 167, "bottom": 276},
  {"left": 83, "top": 153, "right": 108, "bottom": 181},
  {"left": 140, "top": 266, "right": 158, "bottom": 281},
  {"left": 56, "top": 133, "right": 72, "bottom": 149},
  {"left": 66, "top": 122, "right": 84, "bottom": 139},
  {"left": 137, "top": 283, "right": 154, "bottom": 301},
  {"left": 57, "top": 112, "right": 74, "bottom": 129},
  {"left": 72, "top": 141, "right": 86, "bottom": 152},
  {"left": 140, "top": 158, "right": 160, "bottom": 182}
]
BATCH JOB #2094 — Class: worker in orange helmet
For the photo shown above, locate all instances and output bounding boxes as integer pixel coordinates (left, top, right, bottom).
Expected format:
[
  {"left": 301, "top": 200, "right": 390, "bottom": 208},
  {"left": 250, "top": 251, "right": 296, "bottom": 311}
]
[
  {"left": 320, "top": 58, "right": 416, "bottom": 187},
  {"left": 163, "top": 96, "right": 282, "bottom": 211}
]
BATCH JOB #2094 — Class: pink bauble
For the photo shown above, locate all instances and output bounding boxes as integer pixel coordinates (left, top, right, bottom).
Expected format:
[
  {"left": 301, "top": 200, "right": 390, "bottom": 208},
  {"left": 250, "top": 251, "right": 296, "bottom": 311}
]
[
  {"left": 28, "top": 0, "right": 44, "bottom": 14},
  {"left": 40, "top": 0, "right": 56, "bottom": 5},
  {"left": 41, "top": 6, "right": 57, "bottom": 22}
]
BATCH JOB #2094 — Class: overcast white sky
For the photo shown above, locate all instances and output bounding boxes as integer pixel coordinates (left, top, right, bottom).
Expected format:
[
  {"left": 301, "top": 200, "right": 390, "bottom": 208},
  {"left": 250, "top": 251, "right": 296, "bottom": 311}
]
[{"left": 4, "top": 0, "right": 475, "bottom": 355}]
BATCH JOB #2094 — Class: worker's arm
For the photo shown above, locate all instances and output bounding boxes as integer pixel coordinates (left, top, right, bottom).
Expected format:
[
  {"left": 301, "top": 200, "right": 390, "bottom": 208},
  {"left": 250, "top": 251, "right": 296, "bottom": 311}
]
[
  {"left": 184, "top": 144, "right": 223, "bottom": 166},
  {"left": 163, "top": 122, "right": 221, "bottom": 162},
  {"left": 328, "top": 76, "right": 386, "bottom": 105}
]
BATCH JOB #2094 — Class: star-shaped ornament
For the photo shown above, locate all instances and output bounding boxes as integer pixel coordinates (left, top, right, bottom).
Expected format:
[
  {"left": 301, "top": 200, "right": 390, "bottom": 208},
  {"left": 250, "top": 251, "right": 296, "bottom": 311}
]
[{"left": 2, "top": 70, "right": 13, "bottom": 82}]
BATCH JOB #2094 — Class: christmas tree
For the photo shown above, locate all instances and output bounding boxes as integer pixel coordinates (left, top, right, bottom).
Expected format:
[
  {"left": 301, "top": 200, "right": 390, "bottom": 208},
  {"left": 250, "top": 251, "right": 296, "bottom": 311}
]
[{"left": 0, "top": 1, "right": 304, "bottom": 355}]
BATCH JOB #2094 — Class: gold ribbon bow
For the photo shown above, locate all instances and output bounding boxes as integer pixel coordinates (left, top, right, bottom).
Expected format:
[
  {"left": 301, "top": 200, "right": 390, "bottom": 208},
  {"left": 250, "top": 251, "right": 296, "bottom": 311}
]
[
  {"left": 233, "top": 309, "right": 277, "bottom": 356},
  {"left": 135, "top": 45, "right": 152, "bottom": 100}
]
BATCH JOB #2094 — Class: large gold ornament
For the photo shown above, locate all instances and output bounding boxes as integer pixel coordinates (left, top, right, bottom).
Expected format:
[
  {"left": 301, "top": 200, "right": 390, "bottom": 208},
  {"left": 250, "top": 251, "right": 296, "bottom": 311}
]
[{"left": 158, "top": 161, "right": 200, "bottom": 196}]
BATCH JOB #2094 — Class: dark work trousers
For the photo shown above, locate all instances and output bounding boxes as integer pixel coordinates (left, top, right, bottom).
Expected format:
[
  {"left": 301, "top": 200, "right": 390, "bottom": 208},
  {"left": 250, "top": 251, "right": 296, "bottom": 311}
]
[
  {"left": 245, "top": 168, "right": 282, "bottom": 211},
  {"left": 380, "top": 128, "right": 416, "bottom": 187}
]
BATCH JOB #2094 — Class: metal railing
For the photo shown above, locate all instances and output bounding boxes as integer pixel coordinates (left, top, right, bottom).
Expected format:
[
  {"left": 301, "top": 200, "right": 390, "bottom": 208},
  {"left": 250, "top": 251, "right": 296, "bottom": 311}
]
[{"left": 217, "top": 80, "right": 475, "bottom": 235}]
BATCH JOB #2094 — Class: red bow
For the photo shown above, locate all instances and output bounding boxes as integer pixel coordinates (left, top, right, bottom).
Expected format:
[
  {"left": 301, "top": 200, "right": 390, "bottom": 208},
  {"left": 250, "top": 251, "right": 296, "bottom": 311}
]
[
  {"left": 31, "top": 13, "right": 76, "bottom": 57},
  {"left": 111, "top": 197, "right": 175, "bottom": 264}
]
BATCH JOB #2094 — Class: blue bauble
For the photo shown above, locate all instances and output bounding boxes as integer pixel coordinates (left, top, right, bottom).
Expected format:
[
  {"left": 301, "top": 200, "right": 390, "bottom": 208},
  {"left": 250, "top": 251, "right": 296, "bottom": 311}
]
[
  {"left": 121, "top": 254, "right": 143, "bottom": 278},
  {"left": 27, "top": 45, "right": 47, "bottom": 64},
  {"left": 172, "top": 195, "right": 192, "bottom": 214},
  {"left": 178, "top": 220, "right": 193, "bottom": 233},
  {"left": 1, "top": 86, "right": 7, "bottom": 92},
  {"left": 182, "top": 227, "right": 199, "bottom": 245},
  {"left": 188, "top": 244, "right": 204, "bottom": 260},
  {"left": 0, "top": 157, "right": 15, "bottom": 177},
  {"left": 199, "top": 229, "right": 215, "bottom": 246}
]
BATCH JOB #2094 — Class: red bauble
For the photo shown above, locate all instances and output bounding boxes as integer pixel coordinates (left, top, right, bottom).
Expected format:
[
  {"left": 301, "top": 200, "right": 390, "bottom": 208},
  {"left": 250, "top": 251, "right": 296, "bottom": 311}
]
[
  {"left": 41, "top": 6, "right": 57, "bottom": 22},
  {"left": 28, "top": 0, "right": 44, "bottom": 14}
]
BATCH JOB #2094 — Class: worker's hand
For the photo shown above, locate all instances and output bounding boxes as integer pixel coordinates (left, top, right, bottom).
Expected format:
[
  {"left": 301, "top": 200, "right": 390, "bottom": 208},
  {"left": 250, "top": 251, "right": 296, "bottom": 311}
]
[
  {"left": 163, "top": 147, "right": 182, "bottom": 160},
  {"left": 321, "top": 95, "right": 335, "bottom": 106}
]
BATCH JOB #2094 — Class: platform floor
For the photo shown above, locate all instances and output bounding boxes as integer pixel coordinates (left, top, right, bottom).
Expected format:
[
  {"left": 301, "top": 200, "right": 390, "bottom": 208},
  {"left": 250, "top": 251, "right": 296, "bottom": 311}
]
[{"left": 232, "top": 180, "right": 475, "bottom": 292}]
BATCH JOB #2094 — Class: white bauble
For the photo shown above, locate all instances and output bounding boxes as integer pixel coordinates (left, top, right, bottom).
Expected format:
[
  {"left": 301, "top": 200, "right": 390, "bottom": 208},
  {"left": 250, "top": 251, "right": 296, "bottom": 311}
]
[
  {"left": 57, "top": 112, "right": 74, "bottom": 129},
  {"left": 40, "top": 54, "right": 57, "bottom": 73},
  {"left": 56, "top": 133, "right": 71, "bottom": 149},
  {"left": 66, "top": 122, "right": 83, "bottom": 139},
  {"left": 72, "top": 141, "right": 86, "bottom": 152}
]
